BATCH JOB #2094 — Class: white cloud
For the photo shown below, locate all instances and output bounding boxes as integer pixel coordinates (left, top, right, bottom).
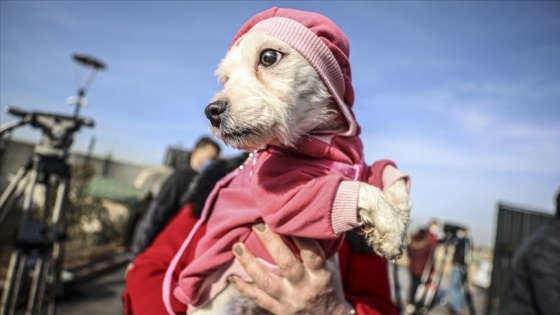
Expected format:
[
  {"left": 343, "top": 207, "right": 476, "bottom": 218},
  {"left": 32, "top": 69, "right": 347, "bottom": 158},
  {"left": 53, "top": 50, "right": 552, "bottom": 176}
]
[{"left": 363, "top": 132, "right": 559, "bottom": 176}]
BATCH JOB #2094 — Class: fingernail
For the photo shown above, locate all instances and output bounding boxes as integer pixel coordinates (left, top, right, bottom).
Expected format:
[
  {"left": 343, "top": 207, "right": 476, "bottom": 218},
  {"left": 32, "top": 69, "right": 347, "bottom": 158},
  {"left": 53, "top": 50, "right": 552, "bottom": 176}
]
[
  {"left": 233, "top": 244, "right": 243, "bottom": 257},
  {"left": 253, "top": 223, "right": 266, "bottom": 233},
  {"left": 227, "top": 275, "right": 236, "bottom": 284}
]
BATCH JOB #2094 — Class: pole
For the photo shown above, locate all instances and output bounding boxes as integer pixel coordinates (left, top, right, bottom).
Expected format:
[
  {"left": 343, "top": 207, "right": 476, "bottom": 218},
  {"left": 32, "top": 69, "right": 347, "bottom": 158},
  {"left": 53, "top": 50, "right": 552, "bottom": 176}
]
[{"left": 73, "top": 88, "right": 86, "bottom": 118}]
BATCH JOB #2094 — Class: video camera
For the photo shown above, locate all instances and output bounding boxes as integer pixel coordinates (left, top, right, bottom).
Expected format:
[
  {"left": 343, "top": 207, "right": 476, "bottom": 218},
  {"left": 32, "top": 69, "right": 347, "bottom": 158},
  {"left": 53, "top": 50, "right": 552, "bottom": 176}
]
[{"left": 443, "top": 222, "right": 467, "bottom": 234}]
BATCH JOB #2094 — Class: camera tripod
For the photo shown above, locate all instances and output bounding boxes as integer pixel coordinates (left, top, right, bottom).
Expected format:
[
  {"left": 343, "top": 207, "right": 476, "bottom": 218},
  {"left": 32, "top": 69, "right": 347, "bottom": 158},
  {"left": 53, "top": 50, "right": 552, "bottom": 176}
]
[
  {"left": 0, "top": 106, "right": 94, "bottom": 315},
  {"left": 409, "top": 224, "right": 476, "bottom": 315},
  {"left": 0, "top": 53, "right": 104, "bottom": 315}
]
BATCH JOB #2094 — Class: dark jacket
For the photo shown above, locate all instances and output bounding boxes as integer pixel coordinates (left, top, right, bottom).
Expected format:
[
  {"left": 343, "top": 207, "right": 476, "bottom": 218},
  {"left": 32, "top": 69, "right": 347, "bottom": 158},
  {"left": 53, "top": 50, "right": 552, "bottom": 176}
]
[
  {"left": 129, "top": 153, "right": 249, "bottom": 258},
  {"left": 510, "top": 219, "right": 560, "bottom": 315},
  {"left": 181, "top": 153, "right": 250, "bottom": 218},
  {"left": 452, "top": 236, "right": 471, "bottom": 267},
  {"left": 129, "top": 163, "right": 197, "bottom": 257}
]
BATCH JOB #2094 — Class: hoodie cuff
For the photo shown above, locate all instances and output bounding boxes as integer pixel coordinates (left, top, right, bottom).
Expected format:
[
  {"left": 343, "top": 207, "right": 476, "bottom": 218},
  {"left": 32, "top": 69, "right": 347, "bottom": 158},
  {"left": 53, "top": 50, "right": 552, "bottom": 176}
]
[
  {"left": 382, "top": 164, "right": 411, "bottom": 193},
  {"left": 331, "top": 181, "right": 361, "bottom": 234}
]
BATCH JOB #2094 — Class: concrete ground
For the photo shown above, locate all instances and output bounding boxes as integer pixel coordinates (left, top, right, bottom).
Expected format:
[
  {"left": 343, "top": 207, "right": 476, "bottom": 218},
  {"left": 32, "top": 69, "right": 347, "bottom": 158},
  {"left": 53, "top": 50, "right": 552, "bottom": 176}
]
[
  {"left": 53, "top": 263, "right": 487, "bottom": 315},
  {"left": 56, "top": 265, "right": 127, "bottom": 315},
  {"left": 5, "top": 258, "right": 487, "bottom": 315},
  {"left": 4, "top": 253, "right": 129, "bottom": 315}
]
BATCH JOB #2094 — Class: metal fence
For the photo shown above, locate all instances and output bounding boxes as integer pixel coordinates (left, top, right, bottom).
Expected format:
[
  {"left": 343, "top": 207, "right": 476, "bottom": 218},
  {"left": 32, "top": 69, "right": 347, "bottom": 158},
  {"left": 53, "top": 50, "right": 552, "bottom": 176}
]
[{"left": 485, "top": 203, "right": 554, "bottom": 315}]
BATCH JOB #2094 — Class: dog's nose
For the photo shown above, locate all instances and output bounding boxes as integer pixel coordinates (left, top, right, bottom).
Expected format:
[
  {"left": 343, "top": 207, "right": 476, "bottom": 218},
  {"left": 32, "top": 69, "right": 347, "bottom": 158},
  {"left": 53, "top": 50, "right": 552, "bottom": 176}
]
[{"left": 205, "top": 100, "right": 228, "bottom": 127}]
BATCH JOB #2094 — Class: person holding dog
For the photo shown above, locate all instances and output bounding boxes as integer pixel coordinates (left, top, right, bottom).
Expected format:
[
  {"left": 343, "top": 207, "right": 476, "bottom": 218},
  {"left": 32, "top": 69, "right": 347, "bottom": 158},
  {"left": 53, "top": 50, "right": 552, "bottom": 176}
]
[
  {"left": 124, "top": 154, "right": 400, "bottom": 315},
  {"left": 124, "top": 6, "right": 410, "bottom": 315}
]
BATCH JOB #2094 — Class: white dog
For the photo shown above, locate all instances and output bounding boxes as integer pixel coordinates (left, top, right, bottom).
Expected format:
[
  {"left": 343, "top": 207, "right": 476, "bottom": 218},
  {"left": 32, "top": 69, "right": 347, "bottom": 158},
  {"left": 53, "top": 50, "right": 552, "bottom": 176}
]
[{"left": 167, "top": 7, "right": 412, "bottom": 315}]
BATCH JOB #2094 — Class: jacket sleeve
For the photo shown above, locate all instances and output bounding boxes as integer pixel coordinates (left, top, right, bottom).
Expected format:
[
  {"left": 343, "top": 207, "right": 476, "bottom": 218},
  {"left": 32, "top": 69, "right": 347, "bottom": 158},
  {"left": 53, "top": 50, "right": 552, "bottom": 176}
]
[
  {"left": 255, "top": 155, "right": 350, "bottom": 239},
  {"left": 526, "top": 229, "right": 560, "bottom": 314},
  {"left": 129, "top": 167, "right": 196, "bottom": 258},
  {"left": 339, "top": 238, "right": 398, "bottom": 315},
  {"left": 510, "top": 225, "right": 560, "bottom": 315},
  {"left": 123, "top": 204, "right": 202, "bottom": 315}
]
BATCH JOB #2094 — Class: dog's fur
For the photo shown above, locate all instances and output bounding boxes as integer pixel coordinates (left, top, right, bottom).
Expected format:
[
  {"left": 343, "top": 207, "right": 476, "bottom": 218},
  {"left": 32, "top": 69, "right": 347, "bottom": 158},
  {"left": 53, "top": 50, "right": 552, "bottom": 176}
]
[
  {"left": 194, "top": 32, "right": 411, "bottom": 314},
  {"left": 207, "top": 33, "right": 345, "bottom": 151}
]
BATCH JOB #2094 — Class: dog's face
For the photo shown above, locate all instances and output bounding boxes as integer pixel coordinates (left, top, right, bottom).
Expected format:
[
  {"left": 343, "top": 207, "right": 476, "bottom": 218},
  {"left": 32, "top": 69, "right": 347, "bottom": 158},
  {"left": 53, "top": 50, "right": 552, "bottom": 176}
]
[{"left": 205, "top": 32, "right": 344, "bottom": 151}]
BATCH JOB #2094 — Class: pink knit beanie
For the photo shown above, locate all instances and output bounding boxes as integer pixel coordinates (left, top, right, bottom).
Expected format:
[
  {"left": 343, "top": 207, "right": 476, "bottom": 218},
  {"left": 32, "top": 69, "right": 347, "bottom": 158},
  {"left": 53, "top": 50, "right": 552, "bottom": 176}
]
[{"left": 229, "top": 7, "right": 358, "bottom": 137}]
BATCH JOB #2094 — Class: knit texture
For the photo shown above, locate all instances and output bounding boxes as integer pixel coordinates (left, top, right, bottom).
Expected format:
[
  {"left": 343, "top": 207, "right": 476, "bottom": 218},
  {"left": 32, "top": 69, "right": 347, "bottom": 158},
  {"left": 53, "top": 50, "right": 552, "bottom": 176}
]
[{"left": 230, "top": 7, "right": 358, "bottom": 137}]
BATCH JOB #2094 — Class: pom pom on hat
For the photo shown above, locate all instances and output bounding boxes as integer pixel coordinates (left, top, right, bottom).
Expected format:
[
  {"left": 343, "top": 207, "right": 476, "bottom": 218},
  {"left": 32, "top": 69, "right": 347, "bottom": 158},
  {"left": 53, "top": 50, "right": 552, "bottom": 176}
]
[{"left": 229, "top": 7, "right": 358, "bottom": 137}]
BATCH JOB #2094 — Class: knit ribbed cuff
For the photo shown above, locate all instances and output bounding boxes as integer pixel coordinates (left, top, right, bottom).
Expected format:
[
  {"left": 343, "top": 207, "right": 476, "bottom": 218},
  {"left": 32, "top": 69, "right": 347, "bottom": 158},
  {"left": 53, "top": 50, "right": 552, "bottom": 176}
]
[
  {"left": 331, "top": 181, "right": 361, "bottom": 234},
  {"left": 382, "top": 164, "right": 411, "bottom": 193}
]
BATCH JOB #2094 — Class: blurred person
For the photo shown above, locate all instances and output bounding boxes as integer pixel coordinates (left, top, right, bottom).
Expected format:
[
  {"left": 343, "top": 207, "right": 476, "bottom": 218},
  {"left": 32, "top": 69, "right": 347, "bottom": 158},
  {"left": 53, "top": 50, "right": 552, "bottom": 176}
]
[
  {"left": 406, "top": 219, "right": 440, "bottom": 305},
  {"left": 510, "top": 187, "right": 560, "bottom": 315},
  {"left": 123, "top": 154, "right": 406, "bottom": 315},
  {"left": 128, "top": 136, "right": 220, "bottom": 261},
  {"left": 447, "top": 227, "right": 472, "bottom": 315}
]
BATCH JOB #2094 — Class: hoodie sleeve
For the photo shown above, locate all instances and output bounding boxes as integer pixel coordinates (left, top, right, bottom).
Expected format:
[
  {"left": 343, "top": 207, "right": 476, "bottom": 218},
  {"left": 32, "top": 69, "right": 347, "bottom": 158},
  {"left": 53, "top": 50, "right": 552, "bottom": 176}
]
[
  {"left": 254, "top": 154, "right": 356, "bottom": 239},
  {"left": 330, "top": 159, "right": 411, "bottom": 234}
]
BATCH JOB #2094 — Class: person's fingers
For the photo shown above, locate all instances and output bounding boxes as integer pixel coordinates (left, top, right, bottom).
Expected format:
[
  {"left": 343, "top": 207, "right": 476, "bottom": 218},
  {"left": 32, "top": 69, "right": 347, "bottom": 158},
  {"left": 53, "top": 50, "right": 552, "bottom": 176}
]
[
  {"left": 231, "top": 276, "right": 283, "bottom": 314},
  {"left": 252, "top": 223, "right": 305, "bottom": 282},
  {"left": 292, "top": 237, "right": 326, "bottom": 271},
  {"left": 232, "top": 242, "right": 283, "bottom": 297}
]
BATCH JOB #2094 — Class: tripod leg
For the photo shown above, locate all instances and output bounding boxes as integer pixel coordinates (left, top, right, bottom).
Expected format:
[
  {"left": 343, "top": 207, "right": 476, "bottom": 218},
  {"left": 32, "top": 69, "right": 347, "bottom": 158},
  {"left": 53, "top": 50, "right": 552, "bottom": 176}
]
[
  {"left": 0, "top": 251, "right": 27, "bottom": 315},
  {"left": 0, "top": 166, "right": 30, "bottom": 225},
  {"left": 1, "top": 251, "right": 19, "bottom": 315},
  {"left": 0, "top": 168, "right": 30, "bottom": 314},
  {"left": 391, "top": 262, "right": 403, "bottom": 313},
  {"left": 25, "top": 254, "right": 50, "bottom": 315},
  {"left": 412, "top": 242, "right": 438, "bottom": 314},
  {"left": 418, "top": 239, "right": 453, "bottom": 314},
  {"left": 35, "top": 257, "right": 52, "bottom": 315},
  {"left": 1, "top": 169, "right": 38, "bottom": 315},
  {"left": 46, "top": 178, "right": 70, "bottom": 315},
  {"left": 26, "top": 173, "right": 53, "bottom": 315}
]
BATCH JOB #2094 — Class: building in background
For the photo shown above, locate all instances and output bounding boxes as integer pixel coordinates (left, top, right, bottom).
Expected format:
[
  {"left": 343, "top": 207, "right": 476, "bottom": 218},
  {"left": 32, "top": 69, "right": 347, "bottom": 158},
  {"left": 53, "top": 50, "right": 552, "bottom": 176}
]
[{"left": 0, "top": 137, "right": 172, "bottom": 248}]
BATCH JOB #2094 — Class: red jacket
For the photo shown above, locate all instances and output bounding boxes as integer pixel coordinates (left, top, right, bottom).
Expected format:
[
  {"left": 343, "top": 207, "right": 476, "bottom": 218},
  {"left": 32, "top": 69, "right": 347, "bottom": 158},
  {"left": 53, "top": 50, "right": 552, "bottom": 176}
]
[{"left": 123, "top": 202, "right": 398, "bottom": 315}]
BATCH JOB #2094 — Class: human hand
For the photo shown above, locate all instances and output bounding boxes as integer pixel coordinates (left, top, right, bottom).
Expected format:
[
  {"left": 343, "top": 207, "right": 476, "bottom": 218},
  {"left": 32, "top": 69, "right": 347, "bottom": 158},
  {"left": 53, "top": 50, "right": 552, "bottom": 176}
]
[{"left": 230, "top": 223, "right": 353, "bottom": 315}]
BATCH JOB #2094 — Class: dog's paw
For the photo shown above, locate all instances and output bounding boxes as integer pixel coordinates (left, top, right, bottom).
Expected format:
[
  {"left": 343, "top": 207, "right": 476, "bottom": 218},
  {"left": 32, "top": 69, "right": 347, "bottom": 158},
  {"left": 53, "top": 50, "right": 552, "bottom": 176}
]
[
  {"left": 357, "top": 181, "right": 411, "bottom": 260},
  {"left": 383, "top": 179, "right": 412, "bottom": 214}
]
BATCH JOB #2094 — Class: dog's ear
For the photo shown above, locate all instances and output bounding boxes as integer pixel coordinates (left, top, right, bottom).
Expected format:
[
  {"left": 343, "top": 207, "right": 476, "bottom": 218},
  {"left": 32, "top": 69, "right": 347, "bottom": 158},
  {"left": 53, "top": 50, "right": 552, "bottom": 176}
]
[{"left": 312, "top": 100, "right": 348, "bottom": 134}]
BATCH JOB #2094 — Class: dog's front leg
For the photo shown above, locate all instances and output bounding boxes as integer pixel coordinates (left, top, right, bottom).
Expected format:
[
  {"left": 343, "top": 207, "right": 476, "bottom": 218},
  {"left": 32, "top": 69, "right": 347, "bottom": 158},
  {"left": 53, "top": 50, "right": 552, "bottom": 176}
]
[{"left": 357, "top": 179, "right": 411, "bottom": 260}]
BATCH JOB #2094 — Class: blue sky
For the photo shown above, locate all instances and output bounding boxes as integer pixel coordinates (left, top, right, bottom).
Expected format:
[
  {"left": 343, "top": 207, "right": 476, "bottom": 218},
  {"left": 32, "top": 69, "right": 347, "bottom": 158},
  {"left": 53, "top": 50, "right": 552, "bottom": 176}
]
[{"left": 1, "top": 1, "right": 559, "bottom": 247}]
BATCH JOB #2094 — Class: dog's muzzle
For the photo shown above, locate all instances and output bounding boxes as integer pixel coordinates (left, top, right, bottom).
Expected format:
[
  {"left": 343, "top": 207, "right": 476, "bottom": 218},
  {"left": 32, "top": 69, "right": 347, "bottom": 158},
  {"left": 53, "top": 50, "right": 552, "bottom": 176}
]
[{"left": 205, "top": 100, "right": 228, "bottom": 127}]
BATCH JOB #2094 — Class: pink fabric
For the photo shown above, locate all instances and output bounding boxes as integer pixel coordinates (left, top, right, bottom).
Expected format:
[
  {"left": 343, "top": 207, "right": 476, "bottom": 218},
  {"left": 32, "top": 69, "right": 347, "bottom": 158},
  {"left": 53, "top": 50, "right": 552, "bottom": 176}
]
[
  {"left": 382, "top": 164, "right": 411, "bottom": 193},
  {"left": 187, "top": 258, "right": 281, "bottom": 313},
  {"left": 174, "top": 135, "right": 367, "bottom": 308},
  {"left": 229, "top": 7, "right": 358, "bottom": 137},
  {"left": 331, "top": 181, "right": 361, "bottom": 234},
  {"left": 171, "top": 7, "right": 412, "bottom": 310},
  {"left": 163, "top": 170, "right": 239, "bottom": 314}
]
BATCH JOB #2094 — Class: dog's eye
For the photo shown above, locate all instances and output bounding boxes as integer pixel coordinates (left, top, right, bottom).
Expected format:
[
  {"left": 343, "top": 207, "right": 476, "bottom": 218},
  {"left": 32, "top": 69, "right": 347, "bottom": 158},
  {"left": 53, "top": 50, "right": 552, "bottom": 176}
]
[{"left": 260, "top": 50, "right": 283, "bottom": 67}]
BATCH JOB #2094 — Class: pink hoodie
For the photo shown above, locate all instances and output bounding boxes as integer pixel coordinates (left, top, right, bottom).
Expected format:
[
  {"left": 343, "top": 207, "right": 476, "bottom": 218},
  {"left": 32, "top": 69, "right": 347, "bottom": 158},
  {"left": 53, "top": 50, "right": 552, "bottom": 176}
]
[
  {"left": 172, "top": 136, "right": 408, "bottom": 310},
  {"left": 164, "top": 7, "right": 410, "bottom": 313}
]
